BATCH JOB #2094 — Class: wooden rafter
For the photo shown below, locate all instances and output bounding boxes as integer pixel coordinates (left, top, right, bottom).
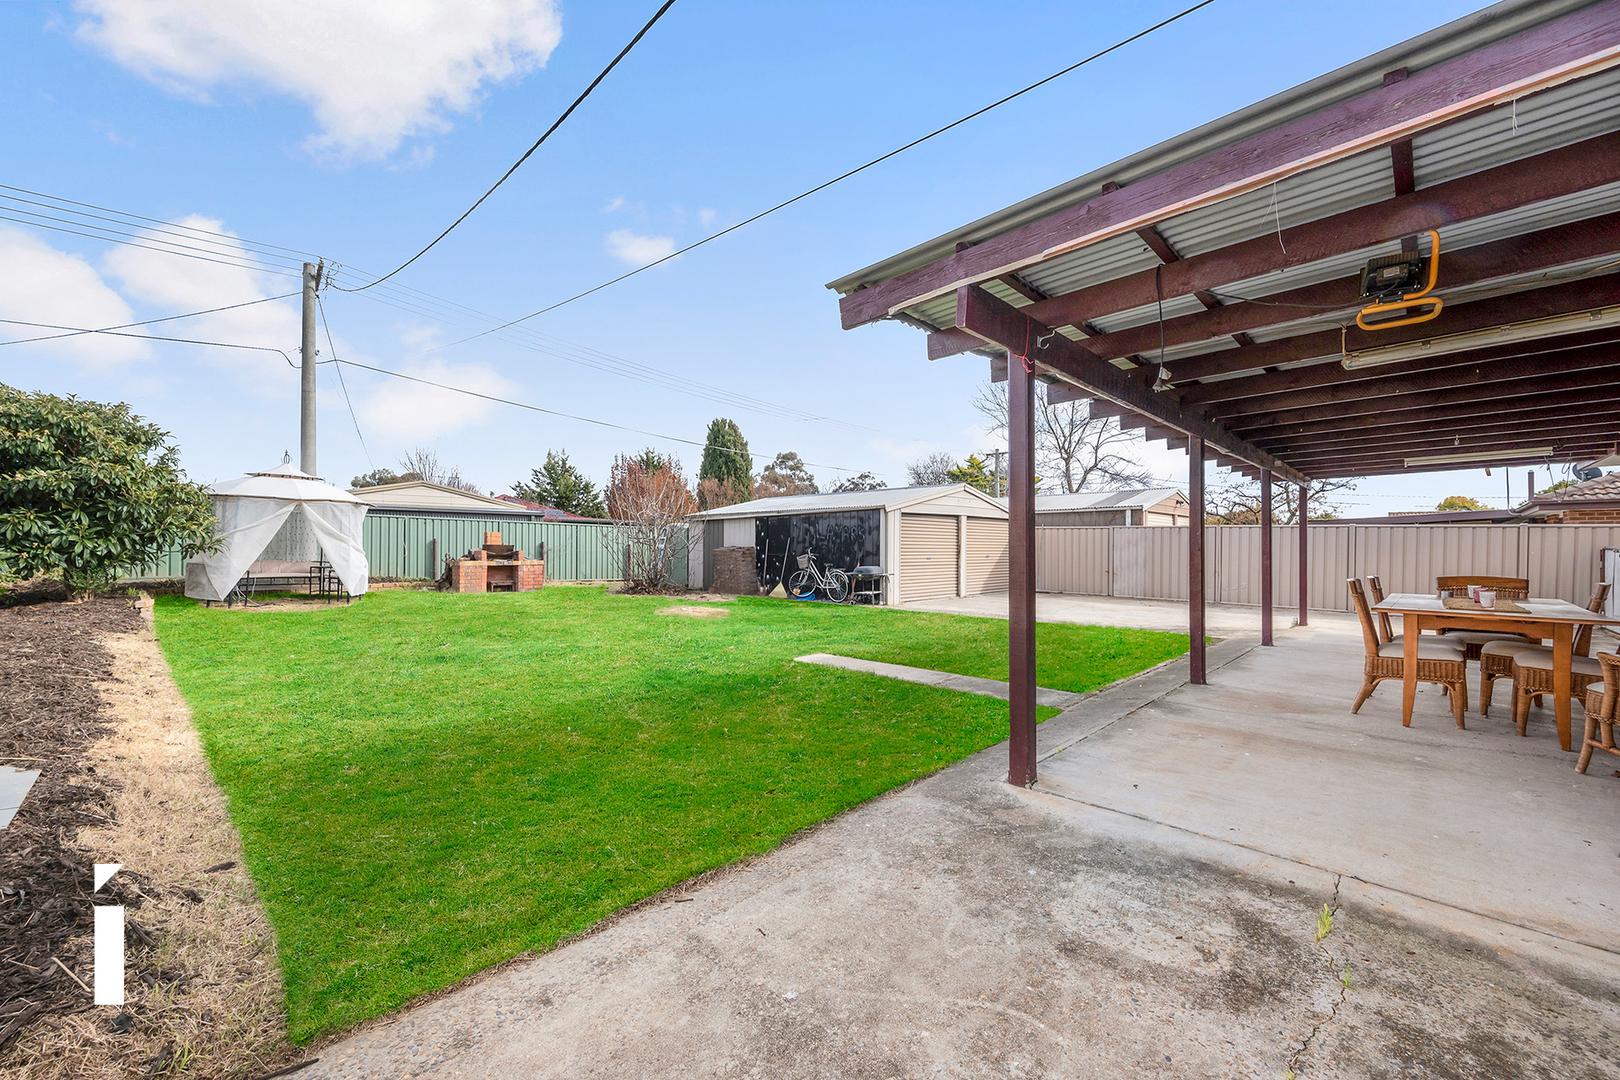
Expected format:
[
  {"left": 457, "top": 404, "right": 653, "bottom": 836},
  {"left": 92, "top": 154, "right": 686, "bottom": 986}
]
[{"left": 838, "top": 5, "right": 1620, "bottom": 329}]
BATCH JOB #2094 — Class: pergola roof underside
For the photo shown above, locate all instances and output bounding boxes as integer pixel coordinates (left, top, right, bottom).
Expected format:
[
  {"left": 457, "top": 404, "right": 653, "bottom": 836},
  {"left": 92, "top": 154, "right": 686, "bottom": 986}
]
[{"left": 859, "top": 7, "right": 1620, "bottom": 483}]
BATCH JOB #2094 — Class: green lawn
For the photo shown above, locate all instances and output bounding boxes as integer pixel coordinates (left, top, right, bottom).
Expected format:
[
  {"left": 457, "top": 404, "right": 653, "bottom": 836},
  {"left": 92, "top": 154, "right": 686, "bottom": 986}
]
[{"left": 154, "top": 587, "right": 1186, "bottom": 1041}]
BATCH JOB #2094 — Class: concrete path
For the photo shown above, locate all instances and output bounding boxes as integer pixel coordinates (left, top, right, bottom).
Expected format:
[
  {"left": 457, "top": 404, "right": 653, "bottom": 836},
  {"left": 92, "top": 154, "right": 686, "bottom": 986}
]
[
  {"left": 301, "top": 627, "right": 1619, "bottom": 1079},
  {"left": 0, "top": 765, "right": 38, "bottom": 829},
  {"left": 794, "top": 652, "right": 1086, "bottom": 708},
  {"left": 902, "top": 591, "right": 1297, "bottom": 637}
]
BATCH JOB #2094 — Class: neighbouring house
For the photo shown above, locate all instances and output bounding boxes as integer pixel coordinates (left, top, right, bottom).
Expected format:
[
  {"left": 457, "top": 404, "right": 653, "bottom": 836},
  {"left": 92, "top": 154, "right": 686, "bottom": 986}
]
[
  {"left": 1329, "top": 508, "right": 1525, "bottom": 525},
  {"left": 689, "top": 485, "right": 1008, "bottom": 604},
  {"left": 1031, "top": 487, "right": 1190, "bottom": 527},
  {"left": 1517, "top": 472, "right": 1620, "bottom": 523},
  {"left": 351, "top": 480, "right": 533, "bottom": 515}
]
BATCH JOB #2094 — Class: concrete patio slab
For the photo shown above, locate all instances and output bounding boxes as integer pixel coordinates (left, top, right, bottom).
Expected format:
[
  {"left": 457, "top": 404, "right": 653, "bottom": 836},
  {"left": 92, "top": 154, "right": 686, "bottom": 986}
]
[
  {"left": 793, "top": 652, "right": 1086, "bottom": 708},
  {"left": 0, "top": 765, "right": 39, "bottom": 829},
  {"left": 902, "top": 590, "right": 1298, "bottom": 637},
  {"left": 301, "top": 625, "right": 1619, "bottom": 1079}
]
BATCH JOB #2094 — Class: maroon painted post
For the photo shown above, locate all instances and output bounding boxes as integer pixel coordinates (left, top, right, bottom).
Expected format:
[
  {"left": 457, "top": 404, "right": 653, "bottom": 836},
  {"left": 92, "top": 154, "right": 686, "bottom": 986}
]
[
  {"left": 1297, "top": 483, "right": 1310, "bottom": 627},
  {"left": 1007, "top": 349, "right": 1038, "bottom": 787},
  {"left": 1188, "top": 436, "right": 1207, "bottom": 685},
  {"left": 1259, "top": 468, "right": 1274, "bottom": 646}
]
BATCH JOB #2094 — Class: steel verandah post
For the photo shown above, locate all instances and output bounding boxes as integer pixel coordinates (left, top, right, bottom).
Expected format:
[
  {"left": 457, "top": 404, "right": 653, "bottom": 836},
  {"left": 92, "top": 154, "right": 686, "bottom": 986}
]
[
  {"left": 1007, "top": 349, "right": 1037, "bottom": 788},
  {"left": 1260, "top": 468, "right": 1274, "bottom": 646},
  {"left": 1298, "top": 484, "right": 1310, "bottom": 627},
  {"left": 1188, "top": 436, "right": 1206, "bottom": 684}
]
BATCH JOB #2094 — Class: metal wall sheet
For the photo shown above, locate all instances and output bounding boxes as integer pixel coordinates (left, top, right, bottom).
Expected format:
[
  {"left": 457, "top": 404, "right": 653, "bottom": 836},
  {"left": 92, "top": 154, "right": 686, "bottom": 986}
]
[
  {"left": 899, "top": 513, "right": 959, "bottom": 602},
  {"left": 1034, "top": 527, "right": 1110, "bottom": 595},
  {"left": 1525, "top": 525, "right": 1620, "bottom": 604}
]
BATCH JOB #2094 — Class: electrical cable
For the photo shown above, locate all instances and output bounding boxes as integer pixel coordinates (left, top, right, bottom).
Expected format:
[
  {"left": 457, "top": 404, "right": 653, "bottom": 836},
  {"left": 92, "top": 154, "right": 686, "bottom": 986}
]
[
  {"left": 333, "top": 0, "right": 679, "bottom": 292},
  {"left": 315, "top": 293, "right": 375, "bottom": 468},
  {"left": 437, "top": 0, "right": 1219, "bottom": 344},
  {"left": 331, "top": 356, "right": 859, "bottom": 470},
  {"left": 0, "top": 317, "right": 303, "bottom": 367},
  {"left": 0, "top": 292, "right": 298, "bottom": 347},
  {"left": 0, "top": 212, "right": 303, "bottom": 279}
]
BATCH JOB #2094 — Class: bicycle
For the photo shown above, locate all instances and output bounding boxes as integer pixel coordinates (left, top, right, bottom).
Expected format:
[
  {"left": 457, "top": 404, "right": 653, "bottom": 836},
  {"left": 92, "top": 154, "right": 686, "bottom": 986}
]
[{"left": 786, "top": 546, "right": 851, "bottom": 603}]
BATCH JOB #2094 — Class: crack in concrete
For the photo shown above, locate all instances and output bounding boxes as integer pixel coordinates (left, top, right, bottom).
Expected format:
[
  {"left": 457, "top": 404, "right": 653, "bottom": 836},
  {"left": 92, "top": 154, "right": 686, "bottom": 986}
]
[{"left": 1285, "top": 873, "right": 1349, "bottom": 1079}]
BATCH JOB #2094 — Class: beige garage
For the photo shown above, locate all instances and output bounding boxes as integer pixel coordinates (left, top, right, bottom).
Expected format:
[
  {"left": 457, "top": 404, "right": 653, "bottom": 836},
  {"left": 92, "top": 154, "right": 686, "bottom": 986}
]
[
  {"left": 898, "top": 514, "right": 958, "bottom": 601},
  {"left": 689, "top": 483, "right": 1007, "bottom": 604}
]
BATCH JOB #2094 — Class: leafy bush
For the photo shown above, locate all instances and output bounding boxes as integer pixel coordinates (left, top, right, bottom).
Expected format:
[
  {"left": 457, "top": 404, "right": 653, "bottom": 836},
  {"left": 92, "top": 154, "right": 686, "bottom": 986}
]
[{"left": 0, "top": 385, "right": 216, "bottom": 589}]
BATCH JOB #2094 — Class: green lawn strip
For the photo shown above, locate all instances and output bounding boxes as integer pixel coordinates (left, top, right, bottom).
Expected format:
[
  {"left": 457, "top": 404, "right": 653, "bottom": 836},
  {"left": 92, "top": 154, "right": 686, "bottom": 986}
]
[{"left": 154, "top": 587, "right": 1184, "bottom": 1041}]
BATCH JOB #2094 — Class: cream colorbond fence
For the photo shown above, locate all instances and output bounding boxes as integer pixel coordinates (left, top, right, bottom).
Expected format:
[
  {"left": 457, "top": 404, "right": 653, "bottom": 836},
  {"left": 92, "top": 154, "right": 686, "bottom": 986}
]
[{"left": 1036, "top": 525, "right": 1620, "bottom": 612}]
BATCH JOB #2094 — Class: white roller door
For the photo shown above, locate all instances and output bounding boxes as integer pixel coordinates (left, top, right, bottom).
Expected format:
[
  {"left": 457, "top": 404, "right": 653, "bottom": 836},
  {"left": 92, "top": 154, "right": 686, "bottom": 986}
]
[
  {"left": 964, "top": 518, "right": 1010, "bottom": 595},
  {"left": 900, "top": 514, "right": 959, "bottom": 602}
]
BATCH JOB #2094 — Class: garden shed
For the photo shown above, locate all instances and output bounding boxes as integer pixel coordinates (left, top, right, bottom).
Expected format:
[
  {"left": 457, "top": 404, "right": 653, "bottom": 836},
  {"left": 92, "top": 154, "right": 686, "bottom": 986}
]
[{"left": 690, "top": 485, "right": 1008, "bottom": 603}]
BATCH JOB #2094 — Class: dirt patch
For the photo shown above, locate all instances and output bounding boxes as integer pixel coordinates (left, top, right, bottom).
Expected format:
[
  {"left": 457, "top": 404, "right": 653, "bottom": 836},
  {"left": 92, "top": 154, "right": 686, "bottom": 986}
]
[
  {"left": 656, "top": 605, "right": 731, "bottom": 619},
  {"left": 0, "top": 598, "right": 297, "bottom": 1079}
]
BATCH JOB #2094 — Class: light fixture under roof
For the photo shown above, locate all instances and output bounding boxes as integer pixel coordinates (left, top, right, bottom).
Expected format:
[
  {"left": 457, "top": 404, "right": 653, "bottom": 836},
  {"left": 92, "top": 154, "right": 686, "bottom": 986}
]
[
  {"left": 1404, "top": 447, "right": 1553, "bottom": 468},
  {"left": 1340, "top": 306, "right": 1620, "bottom": 369}
]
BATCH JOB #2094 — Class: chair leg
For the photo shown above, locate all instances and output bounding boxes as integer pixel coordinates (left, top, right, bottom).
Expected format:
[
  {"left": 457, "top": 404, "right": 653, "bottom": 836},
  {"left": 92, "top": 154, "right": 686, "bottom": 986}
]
[
  {"left": 1480, "top": 671, "right": 1495, "bottom": 717},
  {"left": 1577, "top": 711, "right": 1599, "bottom": 774},
  {"left": 1513, "top": 687, "right": 1531, "bottom": 736},
  {"left": 1452, "top": 678, "right": 1467, "bottom": 729},
  {"left": 1351, "top": 677, "right": 1376, "bottom": 714}
]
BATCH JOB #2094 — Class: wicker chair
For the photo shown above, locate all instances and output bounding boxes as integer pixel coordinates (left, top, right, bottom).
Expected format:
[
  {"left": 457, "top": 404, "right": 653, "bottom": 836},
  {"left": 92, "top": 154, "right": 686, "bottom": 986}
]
[
  {"left": 1480, "top": 582, "right": 1611, "bottom": 717},
  {"left": 1577, "top": 652, "right": 1620, "bottom": 775},
  {"left": 1366, "top": 575, "right": 1397, "bottom": 644},
  {"left": 1348, "top": 578, "right": 1468, "bottom": 725},
  {"left": 1435, "top": 575, "right": 1530, "bottom": 599}
]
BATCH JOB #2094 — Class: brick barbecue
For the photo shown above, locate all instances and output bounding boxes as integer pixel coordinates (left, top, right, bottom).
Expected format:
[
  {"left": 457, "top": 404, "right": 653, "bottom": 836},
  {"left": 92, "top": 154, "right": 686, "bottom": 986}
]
[{"left": 442, "top": 531, "right": 546, "bottom": 593}]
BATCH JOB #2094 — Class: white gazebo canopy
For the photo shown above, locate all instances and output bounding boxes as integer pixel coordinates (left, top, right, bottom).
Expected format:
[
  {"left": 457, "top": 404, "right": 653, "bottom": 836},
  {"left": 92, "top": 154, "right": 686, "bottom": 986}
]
[{"left": 184, "top": 456, "right": 370, "bottom": 602}]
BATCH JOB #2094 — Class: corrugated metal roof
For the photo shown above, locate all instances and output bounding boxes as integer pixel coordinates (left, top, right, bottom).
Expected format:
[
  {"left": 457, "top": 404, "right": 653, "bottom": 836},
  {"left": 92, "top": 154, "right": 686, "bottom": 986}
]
[
  {"left": 689, "top": 484, "right": 1006, "bottom": 519},
  {"left": 828, "top": 0, "right": 1599, "bottom": 296},
  {"left": 1033, "top": 487, "right": 1185, "bottom": 512}
]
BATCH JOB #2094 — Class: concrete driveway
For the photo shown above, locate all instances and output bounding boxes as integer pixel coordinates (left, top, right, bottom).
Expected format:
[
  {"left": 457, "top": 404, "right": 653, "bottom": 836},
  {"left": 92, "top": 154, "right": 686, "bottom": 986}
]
[
  {"left": 301, "top": 624, "right": 1619, "bottom": 1079},
  {"left": 902, "top": 591, "right": 1298, "bottom": 638}
]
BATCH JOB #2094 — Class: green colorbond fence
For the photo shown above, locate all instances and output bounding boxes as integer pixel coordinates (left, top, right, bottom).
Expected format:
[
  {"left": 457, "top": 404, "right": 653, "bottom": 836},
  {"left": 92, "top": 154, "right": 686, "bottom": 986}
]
[{"left": 122, "top": 512, "right": 689, "bottom": 585}]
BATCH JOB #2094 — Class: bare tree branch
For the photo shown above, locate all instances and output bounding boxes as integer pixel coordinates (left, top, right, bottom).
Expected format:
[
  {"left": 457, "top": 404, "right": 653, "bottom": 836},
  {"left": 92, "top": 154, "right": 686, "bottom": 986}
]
[{"left": 973, "top": 382, "right": 1153, "bottom": 493}]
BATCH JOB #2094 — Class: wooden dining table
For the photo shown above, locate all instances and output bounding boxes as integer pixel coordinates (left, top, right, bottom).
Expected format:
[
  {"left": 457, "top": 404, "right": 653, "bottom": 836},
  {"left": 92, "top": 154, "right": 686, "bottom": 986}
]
[{"left": 1372, "top": 592, "right": 1620, "bottom": 751}]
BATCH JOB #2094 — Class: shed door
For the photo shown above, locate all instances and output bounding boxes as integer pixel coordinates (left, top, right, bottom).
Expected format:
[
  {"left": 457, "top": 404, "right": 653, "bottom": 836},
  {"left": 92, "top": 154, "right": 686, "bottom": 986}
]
[
  {"left": 964, "top": 518, "right": 1010, "bottom": 595},
  {"left": 900, "top": 514, "right": 959, "bottom": 602}
]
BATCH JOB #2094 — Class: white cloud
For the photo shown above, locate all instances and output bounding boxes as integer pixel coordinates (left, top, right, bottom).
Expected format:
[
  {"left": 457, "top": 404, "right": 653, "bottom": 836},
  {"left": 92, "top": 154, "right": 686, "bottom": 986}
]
[
  {"left": 0, "top": 227, "right": 148, "bottom": 367},
  {"left": 355, "top": 358, "right": 515, "bottom": 440},
  {"left": 100, "top": 215, "right": 301, "bottom": 378},
  {"left": 602, "top": 195, "right": 626, "bottom": 213},
  {"left": 604, "top": 228, "right": 676, "bottom": 267},
  {"left": 74, "top": 0, "right": 563, "bottom": 161},
  {"left": 697, "top": 207, "right": 717, "bottom": 226}
]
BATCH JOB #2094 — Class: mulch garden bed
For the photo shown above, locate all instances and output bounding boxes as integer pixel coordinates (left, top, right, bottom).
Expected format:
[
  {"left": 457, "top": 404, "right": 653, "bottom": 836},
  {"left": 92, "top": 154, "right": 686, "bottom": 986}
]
[{"left": 0, "top": 598, "right": 147, "bottom": 1056}]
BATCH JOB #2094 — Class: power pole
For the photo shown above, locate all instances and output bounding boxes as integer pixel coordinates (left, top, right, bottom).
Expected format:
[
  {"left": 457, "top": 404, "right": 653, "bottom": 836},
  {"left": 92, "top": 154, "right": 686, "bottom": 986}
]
[
  {"left": 988, "top": 449, "right": 1006, "bottom": 497},
  {"left": 300, "top": 260, "right": 323, "bottom": 475}
]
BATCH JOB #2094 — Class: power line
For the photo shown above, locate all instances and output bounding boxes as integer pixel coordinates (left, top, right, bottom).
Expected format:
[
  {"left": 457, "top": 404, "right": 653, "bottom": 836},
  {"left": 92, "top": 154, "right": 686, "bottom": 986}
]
[
  {"left": 0, "top": 317, "right": 302, "bottom": 367},
  {"left": 316, "top": 293, "right": 375, "bottom": 468},
  {"left": 0, "top": 292, "right": 298, "bottom": 348},
  {"left": 440, "top": 0, "right": 1219, "bottom": 344},
  {"left": 332, "top": 356, "right": 859, "bottom": 471},
  {"left": 334, "top": 0, "right": 679, "bottom": 293},
  {"left": 0, "top": 212, "right": 303, "bottom": 279}
]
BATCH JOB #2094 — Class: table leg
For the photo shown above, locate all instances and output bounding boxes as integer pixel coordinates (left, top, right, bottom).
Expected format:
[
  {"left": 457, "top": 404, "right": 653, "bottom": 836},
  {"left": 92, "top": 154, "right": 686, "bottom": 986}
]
[
  {"left": 1401, "top": 614, "right": 1419, "bottom": 727},
  {"left": 1552, "top": 622, "right": 1574, "bottom": 752}
]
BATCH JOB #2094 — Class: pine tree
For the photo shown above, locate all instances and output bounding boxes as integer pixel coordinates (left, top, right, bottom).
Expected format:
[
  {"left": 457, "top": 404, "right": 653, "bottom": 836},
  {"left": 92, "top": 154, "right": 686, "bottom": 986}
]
[
  {"left": 512, "top": 450, "right": 606, "bottom": 518},
  {"left": 699, "top": 418, "right": 752, "bottom": 492}
]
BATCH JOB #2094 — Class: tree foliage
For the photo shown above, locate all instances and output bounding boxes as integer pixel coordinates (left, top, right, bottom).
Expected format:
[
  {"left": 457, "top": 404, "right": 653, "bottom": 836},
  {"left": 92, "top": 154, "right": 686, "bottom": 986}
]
[
  {"left": 1206, "top": 477, "right": 1356, "bottom": 524},
  {"left": 830, "top": 471, "right": 885, "bottom": 493},
  {"left": 350, "top": 467, "right": 402, "bottom": 488},
  {"left": 1435, "top": 494, "right": 1489, "bottom": 512},
  {"left": 698, "top": 418, "right": 752, "bottom": 493},
  {"left": 906, "top": 451, "right": 956, "bottom": 486},
  {"left": 604, "top": 451, "right": 696, "bottom": 592},
  {"left": 513, "top": 450, "right": 606, "bottom": 518},
  {"left": 974, "top": 382, "right": 1151, "bottom": 493},
  {"left": 398, "top": 447, "right": 480, "bottom": 493},
  {"left": 754, "top": 451, "right": 818, "bottom": 498},
  {"left": 0, "top": 385, "right": 216, "bottom": 589},
  {"left": 947, "top": 454, "right": 995, "bottom": 494},
  {"left": 695, "top": 476, "right": 751, "bottom": 510}
]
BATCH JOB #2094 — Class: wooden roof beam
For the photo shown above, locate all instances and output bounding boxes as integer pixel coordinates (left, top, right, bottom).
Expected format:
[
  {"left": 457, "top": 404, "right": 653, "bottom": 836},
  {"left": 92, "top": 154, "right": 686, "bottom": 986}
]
[
  {"left": 1255, "top": 406, "right": 1620, "bottom": 453},
  {"left": 1286, "top": 429, "right": 1620, "bottom": 469},
  {"left": 1303, "top": 438, "right": 1617, "bottom": 477},
  {"left": 1088, "top": 211, "right": 1620, "bottom": 370},
  {"left": 1238, "top": 386, "right": 1619, "bottom": 440},
  {"left": 952, "top": 285, "right": 1310, "bottom": 484},
  {"left": 838, "top": 5, "right": 1620, "bottom": 329}
]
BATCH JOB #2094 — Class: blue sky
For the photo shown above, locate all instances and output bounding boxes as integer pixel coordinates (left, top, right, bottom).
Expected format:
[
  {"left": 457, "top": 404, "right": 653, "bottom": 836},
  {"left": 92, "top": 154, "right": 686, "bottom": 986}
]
[{"left": 0, "top": 0, "right": 1564, "bottom": 514}]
